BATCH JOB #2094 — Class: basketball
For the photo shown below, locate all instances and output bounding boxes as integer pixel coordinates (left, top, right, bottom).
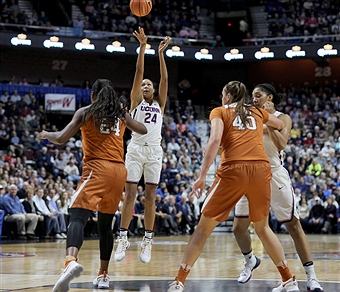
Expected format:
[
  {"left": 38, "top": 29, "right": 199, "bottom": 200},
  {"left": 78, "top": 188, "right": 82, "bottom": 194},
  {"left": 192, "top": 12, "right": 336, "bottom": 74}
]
[{"left": 130, "top": 0, "right": 152, "bottom": 17}]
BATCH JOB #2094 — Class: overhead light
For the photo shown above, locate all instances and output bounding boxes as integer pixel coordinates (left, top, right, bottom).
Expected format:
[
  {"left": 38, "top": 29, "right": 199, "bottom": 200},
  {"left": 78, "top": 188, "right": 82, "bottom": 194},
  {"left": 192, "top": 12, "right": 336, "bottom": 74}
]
[
  {"left": 260, "top": 47, "right": 270, "bottom": 53},
  {"left": 43, "top": 36, "right": 64, "bottom": 48},
  {"left": 166, "top": 46, "right": 184, "bottom": 58},
  {"left": 200, "top": 48, "right": 209, "bottom": 54},
  {"left": 194, "top": 48, "right": 213, "bottom": 60},
  {"left": 255, "top": 47, "right": 274, "bottom": 60},
  {"left": 224, "top": 48, "right": 244, "bottom": 61},
  {"left": 75, "top": 38, "right": 95, "bottom": 50},
  {"left": 292, "top": 45, "right": 301, "bottom": 52},
  {"left": 50, "top": 36, "right": 59, "bottom": 42},
  {"left": 106, "top": 40, "right": 126, "bottom": 53},
  {"left": 286, "top": 45, "right": 306, "bottom": 58},
  {"left": 324, "top": 44, "right": 333, "bottom": 50},
  {"left": 317, "top": 44, "right": 338, "bottom": 57},
  {"left": 82, "top": 38, "right": 90, "bottom": 45},
  {"left": 11, "top": 33, "right": 31, "bottom": 46},
  {"left": 230, "top": 48, "right": 239, "bottom": 54},
  {"left": 136, "top": 44, "right": 155, "bottom": 55},
  {"left": 17, "top": 33, "right": 27, "bottom": 40}
]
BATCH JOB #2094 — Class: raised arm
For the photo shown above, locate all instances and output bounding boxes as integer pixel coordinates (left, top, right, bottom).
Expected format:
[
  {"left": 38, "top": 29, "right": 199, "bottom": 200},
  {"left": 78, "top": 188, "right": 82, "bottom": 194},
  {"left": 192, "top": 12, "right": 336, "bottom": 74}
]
[
  {"left": 157, "top": 36, "right": 171, "bottom": 113},
  {"left": 125, "top": 112, "right": 147, "bottom": 134},
  {"left": 36, "top": 107, "right": 85, "bottom": 144},
  {"left": 130, "top": 27, "right": 148, "bottom": 111}
]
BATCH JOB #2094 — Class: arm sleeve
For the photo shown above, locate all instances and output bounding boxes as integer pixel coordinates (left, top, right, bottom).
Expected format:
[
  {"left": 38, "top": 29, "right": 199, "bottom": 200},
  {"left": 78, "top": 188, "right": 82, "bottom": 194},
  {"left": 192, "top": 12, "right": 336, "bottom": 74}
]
[{"left": 2, "top": 197, "right": 11, "bottom": 214}]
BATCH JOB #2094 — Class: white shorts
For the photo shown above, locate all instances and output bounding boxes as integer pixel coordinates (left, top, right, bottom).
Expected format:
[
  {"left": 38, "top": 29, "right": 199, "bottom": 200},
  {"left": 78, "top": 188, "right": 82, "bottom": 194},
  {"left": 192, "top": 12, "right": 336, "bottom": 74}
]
[
  {"left": 235, "top": 166, "right": 299, "bottom": 222},
  {"left": 125, "top": 143, "right": 163, "bottom": 185}
]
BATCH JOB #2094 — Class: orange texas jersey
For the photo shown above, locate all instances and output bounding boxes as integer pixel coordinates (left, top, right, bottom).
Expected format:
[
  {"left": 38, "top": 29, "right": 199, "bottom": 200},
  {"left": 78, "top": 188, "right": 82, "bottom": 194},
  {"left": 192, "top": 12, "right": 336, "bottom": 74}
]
[
  {"left": 210, "top": 103, "right": 269, "bottom": 166},
  {"left": 80, "top": 117, "right": 126, "bottom": 164}
]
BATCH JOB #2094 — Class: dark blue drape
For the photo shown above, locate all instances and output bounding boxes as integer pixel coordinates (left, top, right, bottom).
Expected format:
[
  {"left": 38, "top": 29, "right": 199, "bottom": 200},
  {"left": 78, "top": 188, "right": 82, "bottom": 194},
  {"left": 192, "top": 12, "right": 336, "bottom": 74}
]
[{"left": 0, "top": 83, "right": 91, "bottom": 105}]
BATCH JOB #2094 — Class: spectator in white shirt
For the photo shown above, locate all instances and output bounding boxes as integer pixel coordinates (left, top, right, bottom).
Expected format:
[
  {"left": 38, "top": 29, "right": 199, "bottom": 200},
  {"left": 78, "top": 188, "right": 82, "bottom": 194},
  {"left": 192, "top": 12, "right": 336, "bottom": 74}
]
[
  {"left": 24, "top": 90, "right": 35, "bottom": 105},
  {"left": 10, "top": 89, "right": 21, "bottom": 103},
  {"left": 320, "top": 141, "right": 335, "bottom": 158},
  {"left": 64, "top": 158, "right": 81, "bottom": 183},
  {"left": 125, "top": 12, "right": 137, "bottom": 26},
  {"left": 25, "top": 109, "right": 36, "bottom": 123},
  {"left": 32, "top": 188, "right": 65, "bottom": 239},
  {"left": 63, "top": 146, "right": 74, "bottom": 163},
  {"left": 167, "top": 137, "right": 181, "bottom": 153}
]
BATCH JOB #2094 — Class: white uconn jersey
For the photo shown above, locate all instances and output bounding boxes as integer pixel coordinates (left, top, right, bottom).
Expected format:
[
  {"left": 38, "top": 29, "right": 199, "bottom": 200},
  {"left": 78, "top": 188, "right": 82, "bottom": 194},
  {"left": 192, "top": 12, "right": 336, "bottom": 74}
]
[
  {"left": 263, "top": 111, "right": 284, "bottom": 168},
  {"left": 130, "top": 99, "right": 163, "bottom": 145}
]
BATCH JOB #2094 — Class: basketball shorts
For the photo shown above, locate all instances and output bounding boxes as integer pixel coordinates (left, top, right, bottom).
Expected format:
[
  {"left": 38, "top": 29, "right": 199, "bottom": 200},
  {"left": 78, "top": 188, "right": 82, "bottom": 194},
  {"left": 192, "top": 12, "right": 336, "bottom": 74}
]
[
  {"left": 70, "top": 159, "right": 127, "bottom": 214},
  {"left": 202, "top": 162, "right": 272, "bottom": 223},
  {"left": 125, "top": 143, "right": 163, "bottom": 185},
  {"left": 235, "top": 166, "right": 299, "bottom": 222}
]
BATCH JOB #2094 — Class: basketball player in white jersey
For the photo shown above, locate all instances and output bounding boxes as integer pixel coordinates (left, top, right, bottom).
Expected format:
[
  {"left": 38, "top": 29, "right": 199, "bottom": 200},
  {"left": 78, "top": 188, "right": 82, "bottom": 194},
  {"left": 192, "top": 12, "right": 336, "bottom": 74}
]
[
  {"left": 114, "top": 27, "right": 170, "bottom": 263},
  {"left": 233, "top": 84, "right": 323, "bottom": 292}
]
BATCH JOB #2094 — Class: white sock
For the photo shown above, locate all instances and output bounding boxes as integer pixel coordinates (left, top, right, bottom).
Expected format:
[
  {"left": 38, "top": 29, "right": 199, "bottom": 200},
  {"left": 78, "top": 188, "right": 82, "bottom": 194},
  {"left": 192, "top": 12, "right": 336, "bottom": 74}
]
[
  {"left": 145, "top": 231, "right": 153, "bottom": 239},
  {"left": 304, "top": 263, "right": 316, "bottom": 279},
  {"left": 243, "top": 251, "right": 254, "bottom": 264},
  {"left": 119, "top": 230, "right": 128, "bottom": 237}
]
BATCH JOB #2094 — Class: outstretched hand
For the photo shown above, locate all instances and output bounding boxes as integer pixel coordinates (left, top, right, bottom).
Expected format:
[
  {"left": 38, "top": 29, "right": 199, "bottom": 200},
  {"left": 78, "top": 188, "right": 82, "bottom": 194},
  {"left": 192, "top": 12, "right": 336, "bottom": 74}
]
[
  {"left": 158, "top": 36, "right": 171, "bottom": 54},
  {"left": 36, "top": 130, "right": 49, "bottom": 141},
  {"left": 133, "top": 27, "right": 147, "bottom": 45}
]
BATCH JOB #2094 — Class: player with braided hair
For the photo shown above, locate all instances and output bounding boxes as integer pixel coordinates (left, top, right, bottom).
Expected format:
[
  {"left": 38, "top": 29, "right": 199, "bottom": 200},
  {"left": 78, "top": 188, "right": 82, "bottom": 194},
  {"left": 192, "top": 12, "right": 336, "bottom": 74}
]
[{"left": 37, "top": 79, "right": 147, "bottom": 292}]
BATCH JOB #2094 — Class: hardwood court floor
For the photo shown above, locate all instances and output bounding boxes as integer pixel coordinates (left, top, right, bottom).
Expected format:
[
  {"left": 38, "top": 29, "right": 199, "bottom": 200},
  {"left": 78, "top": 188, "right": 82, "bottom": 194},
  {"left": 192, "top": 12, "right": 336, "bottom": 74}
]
[{"left": 0, "top": 233, "right": 339, "bottom": 291}]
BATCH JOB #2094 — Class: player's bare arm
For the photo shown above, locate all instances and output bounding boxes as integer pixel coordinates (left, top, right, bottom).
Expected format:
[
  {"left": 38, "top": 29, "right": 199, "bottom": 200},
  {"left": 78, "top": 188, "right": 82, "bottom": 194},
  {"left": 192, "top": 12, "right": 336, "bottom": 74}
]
[
  {"left": 266, "top": 113, "right": 285, "bottom": 131},
  {"left": 36, "top": 107, "right": 86, "bottom": 144},
  {"left": 191, "top": 118, "right": 223, "bottom": 198},
  {"left": 157, "top": 36, "right": 170, "bottom": 113},
  {"left": 130, "top": 27, "right": 147, "bottom": 110},
  {"left": 266, "top": 114, "right": 292, "bottom": 151},
  {"left": 262, "top": 100, "right": 291, "bottom": 150},
  {"left": 125, "top": 112, "right": 147, "bottom": 134}
]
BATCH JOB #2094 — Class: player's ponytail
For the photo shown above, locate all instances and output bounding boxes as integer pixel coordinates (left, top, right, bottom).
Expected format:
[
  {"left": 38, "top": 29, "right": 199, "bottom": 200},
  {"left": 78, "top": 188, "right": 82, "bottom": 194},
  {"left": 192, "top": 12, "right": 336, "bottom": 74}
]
[{"left": 224, "top": 81, "right": 248, "bottom": 128}]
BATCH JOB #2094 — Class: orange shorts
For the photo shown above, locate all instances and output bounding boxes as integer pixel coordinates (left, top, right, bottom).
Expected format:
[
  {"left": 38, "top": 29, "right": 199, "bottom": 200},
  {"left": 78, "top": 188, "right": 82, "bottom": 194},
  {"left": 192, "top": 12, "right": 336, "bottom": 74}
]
[
  {"left": 70, "top": 159, "right": 127, "bottom": 214},
  {"left": 202, "top": 161, "right": 272, "bottom": 223}
]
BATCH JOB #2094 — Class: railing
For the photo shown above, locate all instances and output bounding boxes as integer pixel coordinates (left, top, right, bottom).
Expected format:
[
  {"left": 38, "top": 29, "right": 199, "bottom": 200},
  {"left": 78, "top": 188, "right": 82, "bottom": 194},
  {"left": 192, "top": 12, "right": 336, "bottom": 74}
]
[
  {"left": 242, "top": 34, "right": 340, "bottom": 45},
  {"left": 3, "top": 22, "right": 339, "bottom": 47},
  {"left": 0, "top": 83, "right": 91, "bottom": 105},
  {"left": 0, "top": 23, "right": 214, "bottom": 46}
]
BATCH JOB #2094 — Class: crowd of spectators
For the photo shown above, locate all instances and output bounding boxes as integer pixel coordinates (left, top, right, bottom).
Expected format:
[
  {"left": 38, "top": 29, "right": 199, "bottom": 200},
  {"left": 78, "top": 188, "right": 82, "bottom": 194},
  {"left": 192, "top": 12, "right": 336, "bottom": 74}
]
[
  {"left": 259, "top": 0, "right": 340, "bottom": 45},
  {"left": 0, "top": 0, "right": 205, "bottom": 45},
  {"left": 0, "top": 76, "right": 206, "bottom": 239},
  {"left": 3, "top": 0, "right": 340, "bottom": 47},
  {"left": 0, "top": 76, "right": 340, "bottom": 240},
  {"left": 0, "top": 0, "right": 52, "bottom": 30},
  {"left": 75, "top": 0, "right": 202, "bottom": 41}
]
